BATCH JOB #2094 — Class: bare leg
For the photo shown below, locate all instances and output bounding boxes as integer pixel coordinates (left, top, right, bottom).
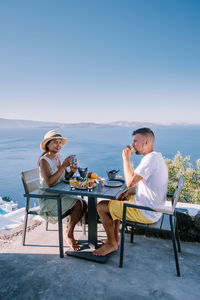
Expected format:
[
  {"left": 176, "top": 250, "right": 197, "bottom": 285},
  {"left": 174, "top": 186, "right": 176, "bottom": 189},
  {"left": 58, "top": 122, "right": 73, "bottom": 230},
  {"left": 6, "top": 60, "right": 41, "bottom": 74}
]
[
  {"left": 64, "top": 201, "right": 83, "bottom": 251},
  {"left": 93, "top": 201, "right": 118, "bottom": 256},
  {"left": 64, "top": 200, "right": 87, "bottom": 246},
  {"left": 78, "top": 199, "right": 87, "bottom": 222},
  {"left": 101, "top": 220, "right": 120, "bottom": 246}
]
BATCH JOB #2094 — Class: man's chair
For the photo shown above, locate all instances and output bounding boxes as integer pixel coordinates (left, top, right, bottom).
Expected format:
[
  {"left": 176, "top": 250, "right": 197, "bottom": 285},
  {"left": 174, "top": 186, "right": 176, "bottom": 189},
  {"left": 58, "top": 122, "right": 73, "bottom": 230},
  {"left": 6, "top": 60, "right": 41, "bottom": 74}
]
[
  {"left": 119, "top": 176, "right": 184, "bottom": 276},
  {"left": 21, "top": 168, "right": 68, "bottom": 258}
]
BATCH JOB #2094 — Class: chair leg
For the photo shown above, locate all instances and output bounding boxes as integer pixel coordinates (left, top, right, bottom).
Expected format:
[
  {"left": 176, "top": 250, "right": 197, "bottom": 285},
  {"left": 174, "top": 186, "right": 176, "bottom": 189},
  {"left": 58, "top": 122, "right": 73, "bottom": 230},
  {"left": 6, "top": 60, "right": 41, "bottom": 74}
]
[
  {"left": 22, "top": 197, "right": 30, "bottom": 246},
  {"left": 130, "top": 226, "right": 134, "bottom": 243},
  {"left": 170, "top": 216, "right": 180, "bottom": 277},
  {"left": 57, "top": 197, "right": 64, "bottom": 258},
  {"left": 175, "top": 216, "right": 181, "bottom": 253},
  {"left": 22, "top": 211, "right": 28, "bottom": 246},
  {"left": 46, "top": 221, "right": 48, "bottom": 231},
  {"left": 175, "top": 222, "right": 181, "bottom": 253},
  {"left": 119, "top": 220, "right": 126, "bottom": 268}
]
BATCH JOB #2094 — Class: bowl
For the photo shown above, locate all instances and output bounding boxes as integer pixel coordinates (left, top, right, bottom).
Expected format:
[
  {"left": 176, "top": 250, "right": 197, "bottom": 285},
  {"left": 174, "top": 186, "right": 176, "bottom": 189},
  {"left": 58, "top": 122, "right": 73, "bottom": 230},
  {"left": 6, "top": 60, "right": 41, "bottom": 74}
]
[
  {"left": 107, "top": 169, "right": 120, "bottom": 180},
  {"left": 107, "top": 173, "right": 117, "bottom": 180}
]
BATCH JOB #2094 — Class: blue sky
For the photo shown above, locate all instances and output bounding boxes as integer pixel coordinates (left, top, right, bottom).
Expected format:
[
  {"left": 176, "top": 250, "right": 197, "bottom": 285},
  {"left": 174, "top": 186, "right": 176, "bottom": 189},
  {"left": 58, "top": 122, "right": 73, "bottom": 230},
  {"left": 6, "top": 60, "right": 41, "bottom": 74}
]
[{"left": 0, "top": 0, "right": 200, "bottom": 124}]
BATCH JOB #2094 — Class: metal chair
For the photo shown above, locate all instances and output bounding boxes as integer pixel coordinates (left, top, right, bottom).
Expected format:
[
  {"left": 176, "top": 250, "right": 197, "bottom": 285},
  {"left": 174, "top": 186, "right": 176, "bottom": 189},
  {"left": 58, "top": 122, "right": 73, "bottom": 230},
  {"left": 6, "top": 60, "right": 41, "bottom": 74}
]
[
  {"left": 119, "top": 176, "right": 184, "bottom": 276},
  {"left": 21, "top": 168, "right": 68, "bottom": 258}
]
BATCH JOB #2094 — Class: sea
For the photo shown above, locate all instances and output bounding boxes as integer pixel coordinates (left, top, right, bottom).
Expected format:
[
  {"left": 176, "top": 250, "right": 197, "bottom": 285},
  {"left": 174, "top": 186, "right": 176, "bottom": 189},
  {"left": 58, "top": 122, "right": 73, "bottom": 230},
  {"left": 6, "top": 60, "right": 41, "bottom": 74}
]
[{"left": 0, "top": 125, "right": 200, "bottom": 209}]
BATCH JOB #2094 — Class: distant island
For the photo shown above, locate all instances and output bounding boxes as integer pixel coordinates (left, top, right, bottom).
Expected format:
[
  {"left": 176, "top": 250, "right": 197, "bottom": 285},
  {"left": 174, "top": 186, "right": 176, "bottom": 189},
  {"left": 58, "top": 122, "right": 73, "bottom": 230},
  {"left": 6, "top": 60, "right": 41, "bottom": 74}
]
[
  {"left": 0, "top": 117, "right": 199, "bottom": 129},
  {"left": 0, "top": 117, "right": 157, "bottom": 128}
]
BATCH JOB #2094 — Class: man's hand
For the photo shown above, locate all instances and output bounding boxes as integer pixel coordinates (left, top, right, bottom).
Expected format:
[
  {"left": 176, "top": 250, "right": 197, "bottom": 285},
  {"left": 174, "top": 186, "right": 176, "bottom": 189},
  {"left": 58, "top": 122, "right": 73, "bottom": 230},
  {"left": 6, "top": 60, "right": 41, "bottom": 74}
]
[
  {"left": 117, "top": 186, "right": 136, "bottom": 201},
  {"left": 122, "top": 145, "right": 132, "bottom": 161}
]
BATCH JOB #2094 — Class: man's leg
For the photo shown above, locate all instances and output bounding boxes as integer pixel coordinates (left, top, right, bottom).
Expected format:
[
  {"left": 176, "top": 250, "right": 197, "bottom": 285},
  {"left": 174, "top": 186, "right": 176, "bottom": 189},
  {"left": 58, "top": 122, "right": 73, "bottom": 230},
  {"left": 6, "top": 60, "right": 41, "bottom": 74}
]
[
  {"left": 93, "top": 201, "right": 118, "bottom": 256},
  {"left": 101, "top": 219, "right": 120, "bottom": 246}
]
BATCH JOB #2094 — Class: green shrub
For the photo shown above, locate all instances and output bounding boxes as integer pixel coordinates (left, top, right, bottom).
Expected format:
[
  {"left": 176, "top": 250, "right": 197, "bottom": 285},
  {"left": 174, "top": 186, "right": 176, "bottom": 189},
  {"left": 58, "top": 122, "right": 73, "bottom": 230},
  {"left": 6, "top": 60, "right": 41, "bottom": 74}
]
[{"left": 165, "top": 151, "right": 200, "bottom": 204}]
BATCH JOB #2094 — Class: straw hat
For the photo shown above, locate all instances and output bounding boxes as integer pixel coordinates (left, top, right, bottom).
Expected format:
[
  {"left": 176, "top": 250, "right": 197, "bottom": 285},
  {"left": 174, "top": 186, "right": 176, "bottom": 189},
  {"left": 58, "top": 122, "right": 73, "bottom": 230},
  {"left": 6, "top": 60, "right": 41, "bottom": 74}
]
[{"left": 40, "top": 130, "right": 69, "bottom": 150}]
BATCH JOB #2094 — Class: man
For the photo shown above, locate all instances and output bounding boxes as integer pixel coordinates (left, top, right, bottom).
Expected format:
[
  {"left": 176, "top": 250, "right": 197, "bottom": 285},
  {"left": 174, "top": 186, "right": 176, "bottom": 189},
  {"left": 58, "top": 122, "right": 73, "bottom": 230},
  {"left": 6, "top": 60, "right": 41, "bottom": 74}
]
[{"left": 93, "top": 127, "right": 168, "bottom": 256}]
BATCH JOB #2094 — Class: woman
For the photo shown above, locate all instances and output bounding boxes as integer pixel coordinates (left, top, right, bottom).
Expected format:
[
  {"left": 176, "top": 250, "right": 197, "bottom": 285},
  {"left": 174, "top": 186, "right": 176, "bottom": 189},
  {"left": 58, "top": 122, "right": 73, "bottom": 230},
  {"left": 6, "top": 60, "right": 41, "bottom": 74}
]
[{"left": 38, "top": 129, "right": 87, "bottom": 251}]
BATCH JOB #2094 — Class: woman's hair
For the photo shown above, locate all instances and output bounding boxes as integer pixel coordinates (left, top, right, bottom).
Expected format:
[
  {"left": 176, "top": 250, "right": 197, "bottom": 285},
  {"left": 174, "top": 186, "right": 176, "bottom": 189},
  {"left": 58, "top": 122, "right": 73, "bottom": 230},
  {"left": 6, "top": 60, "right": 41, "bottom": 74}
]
[
  {"left": 40, "top": 140, "right": 51, "bottom": 157},
  {"left": 38, "top": 140, "right": 51, "bottom": 166}
]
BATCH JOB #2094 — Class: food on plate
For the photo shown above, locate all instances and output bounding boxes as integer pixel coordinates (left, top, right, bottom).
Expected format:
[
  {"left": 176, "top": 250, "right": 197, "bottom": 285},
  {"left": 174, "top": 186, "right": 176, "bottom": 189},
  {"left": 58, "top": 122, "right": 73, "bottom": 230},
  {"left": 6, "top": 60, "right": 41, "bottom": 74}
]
[
  {"left": 69, "top": 179, "right": 77, "bottom": 185},
  {"left": 73, "top": 179, "right": 96, "bottom": 188},
  {"left": 88, "top": 172, "right": 98, "bottom": 179}
]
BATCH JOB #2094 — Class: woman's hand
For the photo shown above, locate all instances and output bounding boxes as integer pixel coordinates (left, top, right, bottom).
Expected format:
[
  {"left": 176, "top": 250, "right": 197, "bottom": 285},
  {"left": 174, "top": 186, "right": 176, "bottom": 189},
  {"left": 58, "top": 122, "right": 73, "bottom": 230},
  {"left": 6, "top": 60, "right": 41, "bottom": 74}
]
[
  {"left": 62, "top": 156, "right": 72, "bottom": 169},
  {"left": 70, "top": 162, "right": 78, "bottom": 174},
  {"left": 64, "top": 159, "right": 78, "bottom": 179}
]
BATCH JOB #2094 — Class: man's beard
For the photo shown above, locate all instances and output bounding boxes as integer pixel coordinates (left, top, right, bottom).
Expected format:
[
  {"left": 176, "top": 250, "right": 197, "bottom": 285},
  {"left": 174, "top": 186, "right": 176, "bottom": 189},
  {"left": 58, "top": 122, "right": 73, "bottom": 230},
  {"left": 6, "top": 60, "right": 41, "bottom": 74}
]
[{"left": 135, "top": 150, "right": 141, "bottom": 155}]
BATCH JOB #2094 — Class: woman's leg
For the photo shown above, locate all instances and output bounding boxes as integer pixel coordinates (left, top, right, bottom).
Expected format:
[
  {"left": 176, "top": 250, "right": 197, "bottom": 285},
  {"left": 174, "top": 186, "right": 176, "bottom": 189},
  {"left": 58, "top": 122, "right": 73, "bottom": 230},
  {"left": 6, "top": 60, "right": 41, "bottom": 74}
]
[
  {"left": 64, "top": 200, "right": 87, "bottom": 251},
  {"left": 78, "top": 199, "right": 88, "bottom": 222}
]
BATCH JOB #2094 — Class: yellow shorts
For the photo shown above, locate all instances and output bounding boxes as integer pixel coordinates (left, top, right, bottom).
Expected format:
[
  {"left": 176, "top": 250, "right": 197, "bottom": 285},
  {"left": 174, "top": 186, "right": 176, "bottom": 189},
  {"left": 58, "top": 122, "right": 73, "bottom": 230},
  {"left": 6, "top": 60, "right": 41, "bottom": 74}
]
[{"left": 109, "top": 195, "right": 154, "bottom": 224}]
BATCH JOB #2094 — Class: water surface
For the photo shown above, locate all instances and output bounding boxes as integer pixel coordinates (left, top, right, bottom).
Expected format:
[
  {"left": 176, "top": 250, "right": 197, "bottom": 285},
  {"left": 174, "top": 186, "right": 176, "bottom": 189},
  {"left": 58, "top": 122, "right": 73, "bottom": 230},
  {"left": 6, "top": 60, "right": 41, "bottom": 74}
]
[{"left": 0, "top": 125, "right": 200, "bottom": 208}]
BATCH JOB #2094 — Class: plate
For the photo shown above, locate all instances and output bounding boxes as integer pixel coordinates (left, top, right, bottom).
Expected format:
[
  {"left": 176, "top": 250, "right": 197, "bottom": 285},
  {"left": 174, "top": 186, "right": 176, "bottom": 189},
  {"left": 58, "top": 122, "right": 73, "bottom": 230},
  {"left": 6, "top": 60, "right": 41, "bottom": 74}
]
[
  {"left": 63, "top": 177, "right": 82, "bottom": 183},
  {"left": 74, "top": 187, "right": 87, "bottom": 190},
  {"left": 74, "top": 185, "right": 96, "bottom": 190},
  {"left": 72, "top": 181, "right": 97, "bottom": 190},
  {"left": 104, "top": 180, "right": 123, "bottom": 188}
]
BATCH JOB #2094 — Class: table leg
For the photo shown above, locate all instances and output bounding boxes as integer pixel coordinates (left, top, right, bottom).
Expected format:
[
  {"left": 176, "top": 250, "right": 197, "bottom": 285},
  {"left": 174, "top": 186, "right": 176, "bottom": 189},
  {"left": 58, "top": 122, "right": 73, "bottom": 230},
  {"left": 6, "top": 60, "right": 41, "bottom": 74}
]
[
  {"left": 66, "top": 196, "right": 109, "bottom": 263},
  {"left": 88, "top": 196, "right": 97, "bottom": 248}
]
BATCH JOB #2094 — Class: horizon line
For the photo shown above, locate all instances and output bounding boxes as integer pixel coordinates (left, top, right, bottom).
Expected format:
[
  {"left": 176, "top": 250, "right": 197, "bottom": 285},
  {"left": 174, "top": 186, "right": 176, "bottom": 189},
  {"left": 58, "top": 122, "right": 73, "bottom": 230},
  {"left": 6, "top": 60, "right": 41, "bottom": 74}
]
[{"left": 1, "top": 117, "right": 200, "bottom": 127}]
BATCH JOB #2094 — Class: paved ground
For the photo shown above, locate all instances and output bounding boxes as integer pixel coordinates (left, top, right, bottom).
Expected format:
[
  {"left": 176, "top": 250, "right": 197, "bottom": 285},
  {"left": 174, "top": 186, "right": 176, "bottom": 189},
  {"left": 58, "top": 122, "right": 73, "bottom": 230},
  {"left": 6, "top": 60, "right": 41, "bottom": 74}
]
[{"left": 0, "top": 220, "right": 200, "bottom": 300}]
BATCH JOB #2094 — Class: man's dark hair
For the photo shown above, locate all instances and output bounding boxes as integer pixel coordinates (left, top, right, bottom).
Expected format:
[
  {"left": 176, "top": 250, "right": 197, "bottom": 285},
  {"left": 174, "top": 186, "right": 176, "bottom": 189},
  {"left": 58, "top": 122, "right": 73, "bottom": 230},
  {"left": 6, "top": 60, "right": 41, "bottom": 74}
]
[{"left": 132, "top": 127, "right": 155, "bottom": 142}]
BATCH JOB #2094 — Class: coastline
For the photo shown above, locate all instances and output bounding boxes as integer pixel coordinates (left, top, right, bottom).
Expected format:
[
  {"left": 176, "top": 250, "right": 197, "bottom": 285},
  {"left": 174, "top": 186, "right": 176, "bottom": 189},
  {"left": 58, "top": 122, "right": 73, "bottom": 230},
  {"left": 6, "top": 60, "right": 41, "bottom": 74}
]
[
  {"left": 0, "top": 219, "right": 43, "bottom": 248},
  {"left": 0, "top": 207, "right": 43, "bottom": 230}
]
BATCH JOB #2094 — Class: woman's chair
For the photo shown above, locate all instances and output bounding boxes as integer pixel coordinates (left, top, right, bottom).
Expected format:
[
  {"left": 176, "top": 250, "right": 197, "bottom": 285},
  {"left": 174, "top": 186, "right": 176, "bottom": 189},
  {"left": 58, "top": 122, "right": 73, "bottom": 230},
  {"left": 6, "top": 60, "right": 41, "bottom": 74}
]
[
  {"left": 119, "top": 176, "right": 184, "bottom": 276},
  {"left": 21, "top": 168, "right": 67, "bottom": 258}
]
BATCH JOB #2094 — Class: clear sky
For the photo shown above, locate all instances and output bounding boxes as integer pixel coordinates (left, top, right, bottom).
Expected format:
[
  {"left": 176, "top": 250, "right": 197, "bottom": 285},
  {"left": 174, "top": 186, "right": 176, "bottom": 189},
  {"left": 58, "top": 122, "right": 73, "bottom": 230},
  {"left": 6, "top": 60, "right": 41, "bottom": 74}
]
[{"left": 0, "top": 0, "right": 200, "bottom": 124}]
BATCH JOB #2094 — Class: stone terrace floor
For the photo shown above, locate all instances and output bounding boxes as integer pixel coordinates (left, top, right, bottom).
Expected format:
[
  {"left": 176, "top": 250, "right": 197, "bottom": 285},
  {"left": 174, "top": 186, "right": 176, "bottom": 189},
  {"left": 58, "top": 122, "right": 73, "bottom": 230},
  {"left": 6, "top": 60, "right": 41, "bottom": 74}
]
[{"left": 0, "top": 220, "right": 200, "bottom": 300}]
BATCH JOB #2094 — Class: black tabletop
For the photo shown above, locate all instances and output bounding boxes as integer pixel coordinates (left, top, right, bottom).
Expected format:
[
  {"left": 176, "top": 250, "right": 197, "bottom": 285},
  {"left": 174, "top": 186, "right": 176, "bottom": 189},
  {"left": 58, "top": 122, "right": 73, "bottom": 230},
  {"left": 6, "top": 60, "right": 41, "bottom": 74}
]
[{"left": 46, "top": 180, "right": 127, "bottom": 200}]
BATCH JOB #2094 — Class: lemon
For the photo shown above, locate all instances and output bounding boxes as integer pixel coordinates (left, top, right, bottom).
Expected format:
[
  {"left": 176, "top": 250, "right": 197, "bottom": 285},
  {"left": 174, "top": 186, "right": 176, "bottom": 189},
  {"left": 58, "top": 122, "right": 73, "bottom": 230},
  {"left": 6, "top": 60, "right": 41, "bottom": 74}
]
[{"left": 69, "top": 179, "right": 77, "bottom": 184}]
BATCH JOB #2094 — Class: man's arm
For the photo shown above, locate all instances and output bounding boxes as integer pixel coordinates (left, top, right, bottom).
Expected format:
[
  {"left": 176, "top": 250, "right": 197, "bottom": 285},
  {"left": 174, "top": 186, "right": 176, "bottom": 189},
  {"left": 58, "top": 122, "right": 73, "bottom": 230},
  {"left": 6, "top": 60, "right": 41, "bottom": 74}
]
[
  {"left": 122, "top": 147, "right": 143, "bottom": 187},
  {"left": 117, "top": 186, "right": 136, "bottom": 200}
]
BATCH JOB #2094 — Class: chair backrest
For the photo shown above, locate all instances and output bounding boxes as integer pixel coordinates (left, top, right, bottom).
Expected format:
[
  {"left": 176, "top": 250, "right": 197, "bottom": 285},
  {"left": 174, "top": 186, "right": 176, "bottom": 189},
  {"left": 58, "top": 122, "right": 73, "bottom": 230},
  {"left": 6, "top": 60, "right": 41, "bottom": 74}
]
[
  {"left": 21, "top": 168, "right": 39, "bottom": 194},
  {"left": 171, "top": 176, "right": 184, "bottom": 213}
]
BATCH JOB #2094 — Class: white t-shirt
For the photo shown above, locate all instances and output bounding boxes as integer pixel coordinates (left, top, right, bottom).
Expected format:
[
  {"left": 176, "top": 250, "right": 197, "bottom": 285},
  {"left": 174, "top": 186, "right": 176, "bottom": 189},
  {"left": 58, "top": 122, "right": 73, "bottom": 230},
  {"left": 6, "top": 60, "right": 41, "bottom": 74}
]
[{"left": 134, "top": 151, "right": 168, "bottom": 222}]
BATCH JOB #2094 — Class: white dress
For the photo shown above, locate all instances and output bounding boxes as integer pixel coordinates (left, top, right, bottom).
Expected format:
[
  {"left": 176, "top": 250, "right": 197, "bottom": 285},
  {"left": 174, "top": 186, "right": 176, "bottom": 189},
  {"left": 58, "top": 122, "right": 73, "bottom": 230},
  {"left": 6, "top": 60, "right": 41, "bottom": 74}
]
[{"left": 38, "top": 154, "right": 80, "bottom": 224}]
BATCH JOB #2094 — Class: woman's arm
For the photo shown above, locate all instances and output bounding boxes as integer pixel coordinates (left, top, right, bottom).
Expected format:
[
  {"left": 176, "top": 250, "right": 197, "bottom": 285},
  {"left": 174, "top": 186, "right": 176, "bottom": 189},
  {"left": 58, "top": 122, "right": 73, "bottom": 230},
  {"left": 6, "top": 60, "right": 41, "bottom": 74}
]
[{"left": 40, "top": 157, "right": 71, "bottom": 187}]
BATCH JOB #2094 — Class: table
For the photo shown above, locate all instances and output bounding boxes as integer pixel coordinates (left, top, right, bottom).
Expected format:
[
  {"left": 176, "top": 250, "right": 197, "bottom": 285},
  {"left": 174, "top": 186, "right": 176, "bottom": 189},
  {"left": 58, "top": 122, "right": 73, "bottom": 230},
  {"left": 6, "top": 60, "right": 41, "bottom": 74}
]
[{"left": 46, "top": 180, "right": 126, "bottom": 262}]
